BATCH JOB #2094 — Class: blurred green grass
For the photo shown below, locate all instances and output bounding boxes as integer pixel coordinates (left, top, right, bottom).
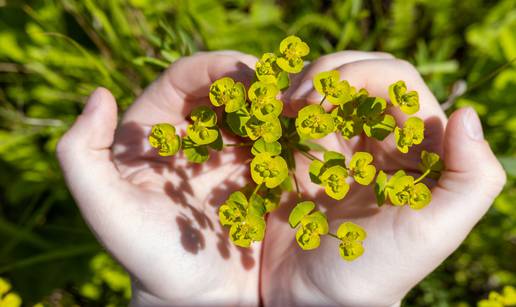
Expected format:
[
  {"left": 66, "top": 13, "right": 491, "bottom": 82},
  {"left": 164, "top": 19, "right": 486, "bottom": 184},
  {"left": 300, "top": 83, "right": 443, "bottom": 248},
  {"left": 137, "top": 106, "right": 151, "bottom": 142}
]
[{"left": 0, "top": 0, "right": 514, "bottom": 305}]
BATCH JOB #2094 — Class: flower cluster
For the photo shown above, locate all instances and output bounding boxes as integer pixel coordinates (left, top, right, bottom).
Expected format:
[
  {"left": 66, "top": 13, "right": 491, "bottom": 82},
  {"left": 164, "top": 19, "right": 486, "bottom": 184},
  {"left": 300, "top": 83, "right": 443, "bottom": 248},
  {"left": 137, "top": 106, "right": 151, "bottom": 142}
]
[{"left": 147, "top": 36, "right": 444, "bottom": 262}]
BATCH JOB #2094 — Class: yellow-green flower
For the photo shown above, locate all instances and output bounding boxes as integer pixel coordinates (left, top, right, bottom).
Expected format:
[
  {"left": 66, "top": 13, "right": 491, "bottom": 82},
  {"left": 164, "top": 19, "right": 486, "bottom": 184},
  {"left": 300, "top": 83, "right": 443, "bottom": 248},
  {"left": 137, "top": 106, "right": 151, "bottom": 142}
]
[
  {"left": 386, "top": 173, "right": 432, "bottom": 209},
  {"left": 219, "top": 191, "right": 248, "bottom": 227},
  {"left": 186, "top": 106, "right": 220, "bottom": 145},
  {"left": 349, "top": 152, "right": 376, "bottom": 185},
  {"left": 320, "top": 165, "right": 350, "bottom": 200},
  {"left": 389, "top": 80, "right": 420, "bottom": 115},
  {"left": 395, "top": 117, "right": 425, "bottom": 153},
  {"left": 295, "top": 211, "right": 329, "bottom": 250},
  {"left": 313, "top": 70, "right": 353, "bottom": 105},
  {"left": 250, "top": 153, "right": 288, "bottom": 188},
  {"left": 209, "top": 77, "right": 246, "bottom": 112},
  {"left": 248, "top": 81, "right": 283, "bottom": 121},
  {"left": 255, "top": 53, "right": 289, "bottom": 89},
  {"left": 295, "top": 104, "right": 334, "bottom": 139},
  {"left": 148, "top": 123, "right": 181, "bottom": 156},
  {"left": 245, "top": 116, "right": 282, "bottom": 142},
  {"left": 409, "top": 182, "right": 432, "bottom": 210},
  {"left": 337, "top": 222, "right": 366, "bottom": 261},
  {"left": 276, "top": 35, "right": 310, "bottom": 73},
  {"left": 0, "top": 278, "right": 22, "bottom": 307},
  {"left": 189, "top": 105, "right": 217, "bottom": 127},
  {"left": 388, "top": 174, "right": 414, "bottom": 206},
  {"left": 219, "top": 191, "right": 266, "bottom": 248},
  {"left": 229, "top": 214, "right": 266, "bottom": 248}
]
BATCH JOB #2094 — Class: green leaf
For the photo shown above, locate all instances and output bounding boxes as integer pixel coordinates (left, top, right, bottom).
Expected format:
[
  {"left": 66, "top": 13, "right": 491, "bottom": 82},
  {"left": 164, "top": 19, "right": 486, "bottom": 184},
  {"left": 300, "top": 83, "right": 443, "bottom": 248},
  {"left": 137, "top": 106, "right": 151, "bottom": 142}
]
[
  {"left": 279, "top": 176, "right": 293, "bottom": 192},
  {"left": 249, "top": 193, "right": 266, "bottom": 217},
  {"left": 226, "top": 107, "right": 250, "bottom": 137},
  {"left": 251, "top": 138, "right": 282, "bottom": 156},
  {"left": 276, "top": 71, "right": 290, "bottom": 90},
  {"left": 418, "top": 150, "right": 444, "bottom": 179},
  {"left": 374, "top": 170, "right": 388, "bottom": 206},
  {"left": 209, "top": 129, "right": 224, "bottom": 151},
  {"left": 323, "top": 150, "right": 346, "bottom": 168},
  {"left": 288, "top": 201, "right": 315, "bottom": 228},
  {"left": 309, "top": 160, "right": 324, "bottom": 184},
  {"left": 182, "top": 137, "right": 209, "bottom": 163},
  {"left": 364, "top": 114, "right": 396, "bottom": 141}
]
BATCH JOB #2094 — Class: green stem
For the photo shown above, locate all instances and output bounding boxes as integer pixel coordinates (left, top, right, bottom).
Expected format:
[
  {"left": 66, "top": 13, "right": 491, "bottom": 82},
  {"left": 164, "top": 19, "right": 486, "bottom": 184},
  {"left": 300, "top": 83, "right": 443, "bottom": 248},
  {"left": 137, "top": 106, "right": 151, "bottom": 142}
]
[
  {"left": 414, "top": 169, "right": 431, "bottom": 184},
  {"left": 327, "top": 232, "right": 340, "bottom": 240},
  {"left": 299, "top": 150, "right": 323, "bottom": 162},
  {"left": 224, "top": 142, "right": 252, "bottom": 148},
  {"left": 319, "top": 95, "right": 327, "bottom": 106},
  {"left": 291, "top": 172, "right": 302, "bottom": 200},
  {"left": 253, "top": 182, "right": 263, "bottom": 195}
]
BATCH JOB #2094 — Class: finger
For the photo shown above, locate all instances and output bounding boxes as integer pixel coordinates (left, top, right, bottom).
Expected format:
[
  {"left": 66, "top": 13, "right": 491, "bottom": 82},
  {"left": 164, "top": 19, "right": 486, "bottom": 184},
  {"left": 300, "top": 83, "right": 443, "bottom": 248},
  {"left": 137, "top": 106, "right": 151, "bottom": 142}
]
[
  {"left": 57, "top": 88, "right": 138, "bottom": 246},
  {"left": 283, "top": 51, "right": 394, "bottom": 102},
  {"left": 122, "top": 51, "right": 258, "bottom": 126},
  {"left": 425, "top": 107, "right": 506, "bottom": 253}
]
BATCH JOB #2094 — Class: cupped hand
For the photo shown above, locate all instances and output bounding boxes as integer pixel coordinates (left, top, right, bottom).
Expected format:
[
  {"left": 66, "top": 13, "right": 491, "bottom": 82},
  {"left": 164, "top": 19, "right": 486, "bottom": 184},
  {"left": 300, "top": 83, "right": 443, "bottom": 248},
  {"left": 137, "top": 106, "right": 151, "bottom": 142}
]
[
  {"left": 261, "top": 51, "right": 507, "bottom": 306},
  {"left": 57, "top": 52, "right": 261, "bottom": 306}
]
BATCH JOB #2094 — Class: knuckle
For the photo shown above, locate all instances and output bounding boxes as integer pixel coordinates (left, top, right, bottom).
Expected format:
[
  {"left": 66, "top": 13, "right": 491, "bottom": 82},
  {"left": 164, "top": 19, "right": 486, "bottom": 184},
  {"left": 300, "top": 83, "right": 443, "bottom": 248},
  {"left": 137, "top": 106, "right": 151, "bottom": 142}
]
[
  {"left": 393, "top": 59, "right": 419, "bottom": 75},
  {"left": 485, "top": 162, "right": 507, "bottom": 191},
  {"left": 56, "top": 132, "right": 75, "bottom": 160},
  {"left": 313, "top": 54, "right": 335, "bottom": 67}
]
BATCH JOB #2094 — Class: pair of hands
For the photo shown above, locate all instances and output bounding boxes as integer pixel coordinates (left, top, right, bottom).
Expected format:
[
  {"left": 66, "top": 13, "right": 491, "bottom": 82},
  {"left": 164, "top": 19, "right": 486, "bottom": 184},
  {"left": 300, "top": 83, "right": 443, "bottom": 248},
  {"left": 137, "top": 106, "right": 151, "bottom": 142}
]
[{"left": 56, "top": 51, "right": 506, "bottom": 306}]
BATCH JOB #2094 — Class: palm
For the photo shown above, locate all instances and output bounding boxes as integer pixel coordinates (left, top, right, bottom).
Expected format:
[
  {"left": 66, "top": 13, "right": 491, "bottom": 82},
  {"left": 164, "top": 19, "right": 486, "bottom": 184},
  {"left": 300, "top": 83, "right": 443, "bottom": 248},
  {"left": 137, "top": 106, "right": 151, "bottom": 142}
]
[
  {"left": 111, "top": 117, "right": 259, "bottom": 304},
  {"left": 83, "top": 52, "right": 261, "bottom": 305},
  {"left": 261, "top": 56, "right": 457, "bottom": 306},
  {"left": 263, "top": 128, "right": 447, "bottom": 305}
]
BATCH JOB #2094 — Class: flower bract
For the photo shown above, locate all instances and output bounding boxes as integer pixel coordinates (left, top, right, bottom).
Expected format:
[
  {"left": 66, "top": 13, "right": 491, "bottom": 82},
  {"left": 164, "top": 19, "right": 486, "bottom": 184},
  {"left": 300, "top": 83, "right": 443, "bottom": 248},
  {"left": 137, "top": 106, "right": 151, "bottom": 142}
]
[
  {"left": 337, "top": 222, "right": 366, "bottom": 261},
  {"left": 276, "top": 35, "right": 309, "bottom": 73},
  {"left": 209, "top": 77, "right": 246, "bottom": 113},
  {"left": 148, "top": 123, "right": 181, "bottom": 156}
]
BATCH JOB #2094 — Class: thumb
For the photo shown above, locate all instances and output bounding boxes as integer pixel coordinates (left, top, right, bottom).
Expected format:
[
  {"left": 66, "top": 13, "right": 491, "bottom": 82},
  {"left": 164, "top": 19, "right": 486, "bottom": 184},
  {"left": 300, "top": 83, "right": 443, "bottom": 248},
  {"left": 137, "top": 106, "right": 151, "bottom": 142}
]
[
  {"left": 428, "top": 107, "right": 506, "bottom": 248},
  {"left": 57, "top": 88, "right": 134, "bottom": 243}
]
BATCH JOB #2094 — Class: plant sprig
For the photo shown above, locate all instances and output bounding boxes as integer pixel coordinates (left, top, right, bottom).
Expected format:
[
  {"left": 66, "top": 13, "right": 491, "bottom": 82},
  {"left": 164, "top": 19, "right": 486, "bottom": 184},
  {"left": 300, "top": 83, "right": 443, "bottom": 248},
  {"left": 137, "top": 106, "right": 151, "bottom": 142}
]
[{"left": 148, "top": 36, "right": 444, "bottom": 262}]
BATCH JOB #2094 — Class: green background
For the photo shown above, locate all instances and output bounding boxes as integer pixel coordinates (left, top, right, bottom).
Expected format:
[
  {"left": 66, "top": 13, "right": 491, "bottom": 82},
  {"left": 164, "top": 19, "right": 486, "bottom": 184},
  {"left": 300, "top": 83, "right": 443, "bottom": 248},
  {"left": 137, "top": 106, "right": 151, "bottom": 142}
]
[{"left": 0, "top": 0, "right": 514, "bottom": 306}]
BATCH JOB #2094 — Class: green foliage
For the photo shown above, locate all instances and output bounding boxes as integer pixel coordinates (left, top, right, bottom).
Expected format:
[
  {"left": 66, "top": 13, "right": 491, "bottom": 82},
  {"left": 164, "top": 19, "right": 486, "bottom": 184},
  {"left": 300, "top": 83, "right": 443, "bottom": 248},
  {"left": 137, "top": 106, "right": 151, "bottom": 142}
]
[{"left": 0, "top": 0, "right": 514, "bottom": 305}]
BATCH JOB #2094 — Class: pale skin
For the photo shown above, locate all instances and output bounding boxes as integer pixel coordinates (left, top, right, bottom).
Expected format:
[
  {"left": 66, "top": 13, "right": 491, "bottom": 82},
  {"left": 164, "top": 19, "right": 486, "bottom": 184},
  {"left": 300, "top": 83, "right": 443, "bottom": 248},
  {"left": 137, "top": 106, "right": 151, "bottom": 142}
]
[{"left": 57, "top": 51, "right": 506, "bottom": 306}]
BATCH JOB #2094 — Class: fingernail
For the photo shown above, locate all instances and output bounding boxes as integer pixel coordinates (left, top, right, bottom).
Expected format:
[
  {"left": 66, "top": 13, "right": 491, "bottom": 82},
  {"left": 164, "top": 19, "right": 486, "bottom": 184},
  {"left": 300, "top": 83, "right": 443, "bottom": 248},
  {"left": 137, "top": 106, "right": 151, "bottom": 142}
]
[
  {"left": 83, "top": 88, "right": 103, "bottom": 114},
  {"left": 290, "top": 79, "right": 313, "bottom": 100},
  {"left": 463, "top": 107, "right": 484, "bottom": 141}
]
